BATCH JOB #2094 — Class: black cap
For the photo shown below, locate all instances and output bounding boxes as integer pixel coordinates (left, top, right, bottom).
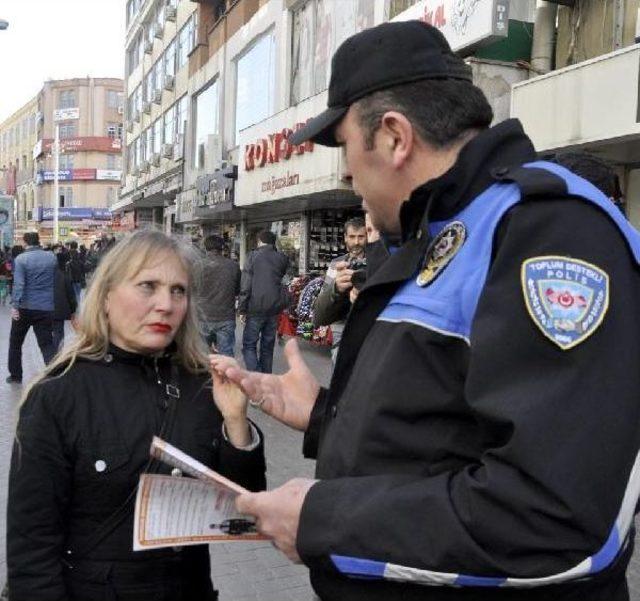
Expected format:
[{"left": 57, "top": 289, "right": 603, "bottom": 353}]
[{"left": 289, "top": 20, "right": 472, "bottom": 147}]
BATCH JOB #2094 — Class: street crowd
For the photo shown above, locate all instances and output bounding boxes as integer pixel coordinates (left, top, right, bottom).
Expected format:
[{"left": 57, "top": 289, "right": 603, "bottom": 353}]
[{"left": 3, "top": 18, "right": 640, "bottom": 601}]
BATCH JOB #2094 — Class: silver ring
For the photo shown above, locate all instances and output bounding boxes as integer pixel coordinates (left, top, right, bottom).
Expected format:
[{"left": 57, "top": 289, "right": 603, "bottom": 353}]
[{"left": 249, "top": 397, "right": 265, "bottom": 408}]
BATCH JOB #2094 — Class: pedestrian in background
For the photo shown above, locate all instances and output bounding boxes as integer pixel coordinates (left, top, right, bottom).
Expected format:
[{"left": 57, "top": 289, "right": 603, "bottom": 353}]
[
  {"left": 7, "top": 230, "right": 266, "bottom": 601},
  {"left": 200, "top": 234, "right": 240, "bottom": 357},
  {"left": 313, "top": 217, "right": 367, "bottom": 364},
  {"left": 6, "top": 232, "right": 56, "bottom": 384},
  {"left": 51, "top": 250, "right": 77, "bottom": 351},
  {"left": 238, "top": 230, "right": 288, "bottom": 373},
  {"left": 66, "top": 240, "right": 86, "bottom": 302}
]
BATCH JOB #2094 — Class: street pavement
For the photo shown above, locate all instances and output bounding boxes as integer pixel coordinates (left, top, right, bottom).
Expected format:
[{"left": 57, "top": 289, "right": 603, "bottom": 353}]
[{"left": 1, "top": 304, "right": 640, "bottom": 600}]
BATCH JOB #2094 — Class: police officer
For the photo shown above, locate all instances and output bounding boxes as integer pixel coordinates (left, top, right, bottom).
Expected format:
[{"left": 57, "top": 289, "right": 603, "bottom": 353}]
[{"left": 211, "top": 20, "right": 640, "bottom": 601}]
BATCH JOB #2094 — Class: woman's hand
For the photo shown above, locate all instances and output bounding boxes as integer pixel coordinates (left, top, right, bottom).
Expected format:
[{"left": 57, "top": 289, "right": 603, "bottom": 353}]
[{"left": 210, "top": 354, "right": 251, "bottom": 448}]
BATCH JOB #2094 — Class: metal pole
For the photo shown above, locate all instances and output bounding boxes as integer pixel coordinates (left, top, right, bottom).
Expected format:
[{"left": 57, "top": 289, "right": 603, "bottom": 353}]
[{"left": 53, "top": 123, "right": 60, "bottom": 244}]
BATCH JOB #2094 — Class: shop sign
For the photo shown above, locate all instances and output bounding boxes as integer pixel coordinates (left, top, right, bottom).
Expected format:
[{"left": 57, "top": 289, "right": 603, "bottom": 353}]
[
  {"left": 36, "top": 207, "right": 112, "bottom": 221},
  {"left": 96, "top": 169, "right": 122, "bottom": 181},
  {"left": 176, "top": 190, "right": 196, "bottom": 223},
  {"left": 72, "top": 168, "right": 97, "bottom": 181},
  {"left": 244, "top": 121, "right": 314, "bottom": 171},
  {"left": 54, "top": 107, "right": 80, "bottom": 121},
  {"left": 392, "top": 0, "right": 509, "bottom": 56},
  {"left": 41, "top": 136, "right": 122, "bottom": 154},
  {"left": 38, "top": 170, "right": 72, "bottom": 183},
  {"left": 196, "top": 168, "right": 234, "bottom": 207}
]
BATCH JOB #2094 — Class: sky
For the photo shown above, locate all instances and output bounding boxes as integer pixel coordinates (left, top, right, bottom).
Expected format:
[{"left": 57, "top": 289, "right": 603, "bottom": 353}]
[{"left": 0, "top": 0, "right": 126, "bottom": 123}]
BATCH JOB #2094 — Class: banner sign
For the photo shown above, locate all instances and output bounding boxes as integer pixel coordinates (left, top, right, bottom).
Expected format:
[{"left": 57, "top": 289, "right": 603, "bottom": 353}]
[
  {"left": 96, "top": 169, "right": 122, "bottom": 181},
  {"left": 35, "top": 207, "right": 112, "bottom": 221},
  {"left": 0, "top": 195, "right": 14, "bottom": 247}
]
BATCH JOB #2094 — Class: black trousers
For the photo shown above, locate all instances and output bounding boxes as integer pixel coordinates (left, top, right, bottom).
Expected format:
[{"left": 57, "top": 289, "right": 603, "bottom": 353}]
[{"left": 8, "top": 309, "right": 55, "bottom": 378}]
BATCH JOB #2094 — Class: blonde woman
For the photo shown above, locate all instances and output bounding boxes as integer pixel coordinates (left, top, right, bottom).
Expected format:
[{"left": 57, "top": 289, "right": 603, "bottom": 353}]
[{"left": 7, "top": 230, "right": 266, "bottom": 601}]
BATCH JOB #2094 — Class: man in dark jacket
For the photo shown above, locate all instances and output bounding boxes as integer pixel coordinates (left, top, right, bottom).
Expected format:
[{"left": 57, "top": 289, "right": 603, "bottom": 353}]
[
  {"left": 200, "top": 235, "right": 240, "bottom": 357},
  {"left": 218, "top": 21, "right": 640, "bottom": 601},
  {"left": 6, "top": 231, "right": 57, "bottom": 383},
  {"left": 313, "top": 217, "right": 366, "bottom": 364},
  {"left": 52, "top": 251, "right": 77, "bottom": 351},
  {"left": 66, "top": 240, "right": 86, "bottom": 301},
  {"left": 238, "top": 230, "right": 288, "bottom": 373}
]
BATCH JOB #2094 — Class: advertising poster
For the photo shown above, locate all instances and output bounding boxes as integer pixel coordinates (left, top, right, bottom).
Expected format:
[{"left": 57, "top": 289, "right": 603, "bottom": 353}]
[{"left": 0, "top": 195, "right": 14, "bottom": 248}]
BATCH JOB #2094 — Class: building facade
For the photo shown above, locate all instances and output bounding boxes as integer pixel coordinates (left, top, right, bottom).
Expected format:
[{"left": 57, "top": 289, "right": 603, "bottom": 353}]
[
  {"left": 0, "top": 77, "right": 124, "bottom": 244},
  {"left": 511, "top": 0, "right": 640, "bottom": 225},
  {"left": 120, "top": 0, "right": 535, "bottom": 271}
]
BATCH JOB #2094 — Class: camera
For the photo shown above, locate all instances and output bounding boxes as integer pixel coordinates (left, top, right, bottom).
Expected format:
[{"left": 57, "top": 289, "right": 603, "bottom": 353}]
[{"left": 348, "top": 257, "right": 367, "bottom": 290}]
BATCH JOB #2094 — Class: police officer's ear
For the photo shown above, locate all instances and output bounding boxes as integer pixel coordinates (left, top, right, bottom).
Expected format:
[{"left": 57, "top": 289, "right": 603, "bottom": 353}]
[{"left": 378, "top": 111, "right": 413, "bottom": 169}]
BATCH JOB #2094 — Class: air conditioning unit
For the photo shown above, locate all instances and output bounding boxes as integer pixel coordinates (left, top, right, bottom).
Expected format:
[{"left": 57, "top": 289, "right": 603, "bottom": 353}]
[
  {"left": 117, "top": 106, "right": 124, "bottom": 115},
  {"left": 164, "top": 76, "right": 175, "bottom": 91},
  {"left": 153, "top": 22, "right": 163, "bottom": 39},
  {"left": 143, "top": 101, "right": 151, "bottom": 114},
  {"left": 139, "top": 160, "right": 150, "bottom": 173},
  {"left": 162, "top": 143, "right": 174, "bottom": 158},
  {"left": 151, "top": 153, "right": 161, "bottom": 167},
  {"left": 153, "top": 89, "right": 162, "bottom": 104},
  {"left": 144, "top": 39, "right": 153, "bottom": 54},
  {"left": 165, "top": 6, "right": 177, "bottom": 21}
]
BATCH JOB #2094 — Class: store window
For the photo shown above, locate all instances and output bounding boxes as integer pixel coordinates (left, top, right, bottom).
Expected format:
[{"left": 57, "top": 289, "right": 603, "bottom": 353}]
[
  {"left": 235, "top": 30, "right": 276, "bottom": 142},
  {"left": 308, "top": 209, "right": 364, "bottom": 272},
  {"left": 60, "top": 186, "right": 73, "bottom": 208},
  {"left": 193, "top": 79, "right": 219, "bottom": 170}
]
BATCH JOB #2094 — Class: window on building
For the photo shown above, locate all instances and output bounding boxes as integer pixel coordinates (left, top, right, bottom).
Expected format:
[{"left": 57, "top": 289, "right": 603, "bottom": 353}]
[
  {"left": 153, "top": 118, "right": 163, "bottom": 154},
  {"left": 59, "top": 123, "right": 77, "bottom": 139},
  {"left": 164, "top": 105, "right": 175, "bottom": 144},
  {"left": 193, "top": 79, "right": 219, "bottom": 169},
  {"left": 60, "top": 186, "right": 73, "bottom": 208},
  {"left": 58, "top": 89, "right": 77, "bottom": 110},
  {"left": 29, "top": 114, "right": 35, "bottom": 134},
  {"left": 177, "top": 15, "right": 196, "bottom": 69},
  {"left": 143, "top": 129, "right": 151, "bottom": 162},
  {"left": 107, "top": 122, "right": 121, "bottom": 139},
  {"left": 153, "top": 58, "right": 164, "bottom": 93},
  {"left": 107, "top": 154, "right": 117, "bottom": 170},
  {"left": 129, "top": 84, "right": 142, "bottom": 115},
  {"left": 291, "top": 0, "right": 331, "bottom": 105},
  {"left": 107, "top": 187, "right": 116, "bottom": 206},
  {"left": 175, "top": 95, "right": 188, "bottom": 140},
  {"left": 235, "top": 30, "right": 276, "bottom": 142},
  {"left": 59, "top": 154, "right": 74, "bottom": 170},
  {"left": 107, "top": 90, "right": 120, "bottom": 108},
  {"left": 164, "top": 39, "right": 176, "bottom": 79}
]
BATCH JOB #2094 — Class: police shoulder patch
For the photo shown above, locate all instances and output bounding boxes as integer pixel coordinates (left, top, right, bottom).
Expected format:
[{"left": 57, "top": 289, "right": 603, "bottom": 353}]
[{"left": 521, "top": 255, "right": 609, "bottom": 350}]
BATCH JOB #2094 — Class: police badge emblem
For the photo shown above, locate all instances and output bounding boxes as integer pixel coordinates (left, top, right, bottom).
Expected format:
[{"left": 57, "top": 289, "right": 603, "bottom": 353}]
[
  {"left": 521, "top": 256, "right": 609, "bottom": 350},
  {"left": 416, "top": 221, "right": 466, "bottom": 287}
]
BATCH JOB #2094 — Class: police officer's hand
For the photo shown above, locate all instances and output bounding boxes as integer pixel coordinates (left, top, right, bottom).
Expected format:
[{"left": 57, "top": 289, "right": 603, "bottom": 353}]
[
  {"left": 334, "top": 261, "right": 354, "bottom": 293},
  {"left": 236, "top": 478, "right": 317, "bottom": 562},
  {"left": 210, "top": 339, "right": 319, "bottom": 432}
]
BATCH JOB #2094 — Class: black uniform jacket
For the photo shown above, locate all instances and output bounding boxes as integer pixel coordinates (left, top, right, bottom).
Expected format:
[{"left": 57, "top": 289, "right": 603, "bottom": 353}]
[
  {"left": 7, "top": 345, "right": 266, "bottom": 601},
  {"left": 297, "top": 120, "right": 640, "bottom": 600}
]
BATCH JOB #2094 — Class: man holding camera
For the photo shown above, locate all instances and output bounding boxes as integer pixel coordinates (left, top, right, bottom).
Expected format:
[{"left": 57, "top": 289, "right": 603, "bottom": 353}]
[{"left": 313, "top": 217, "right": 367, "bottom": 363}]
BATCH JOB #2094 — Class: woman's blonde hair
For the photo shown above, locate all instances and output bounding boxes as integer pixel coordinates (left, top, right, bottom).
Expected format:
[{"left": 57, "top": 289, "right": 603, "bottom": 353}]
[{"left": 20, "top": 230, "right": 209, "bottom": 405}]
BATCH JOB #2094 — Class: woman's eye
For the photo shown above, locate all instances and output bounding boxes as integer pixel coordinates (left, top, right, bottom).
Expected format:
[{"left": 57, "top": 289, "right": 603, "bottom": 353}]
[
  {"left": 171, "top": 286, "right": 186, "bottom": 296},
  {"left": 138, "top": 281, "right": 155, "bottom": 292}
]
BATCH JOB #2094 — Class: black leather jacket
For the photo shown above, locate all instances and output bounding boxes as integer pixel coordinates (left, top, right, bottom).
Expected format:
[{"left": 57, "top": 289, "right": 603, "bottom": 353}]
[{"left": 7, "top": 345, "right": 266, "bottom": 601}]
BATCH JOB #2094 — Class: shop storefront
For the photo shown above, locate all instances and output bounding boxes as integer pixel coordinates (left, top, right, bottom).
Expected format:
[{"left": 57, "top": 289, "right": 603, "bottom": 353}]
[{"left": 236, "top": 92, "right": 360, "bottom": 273}]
